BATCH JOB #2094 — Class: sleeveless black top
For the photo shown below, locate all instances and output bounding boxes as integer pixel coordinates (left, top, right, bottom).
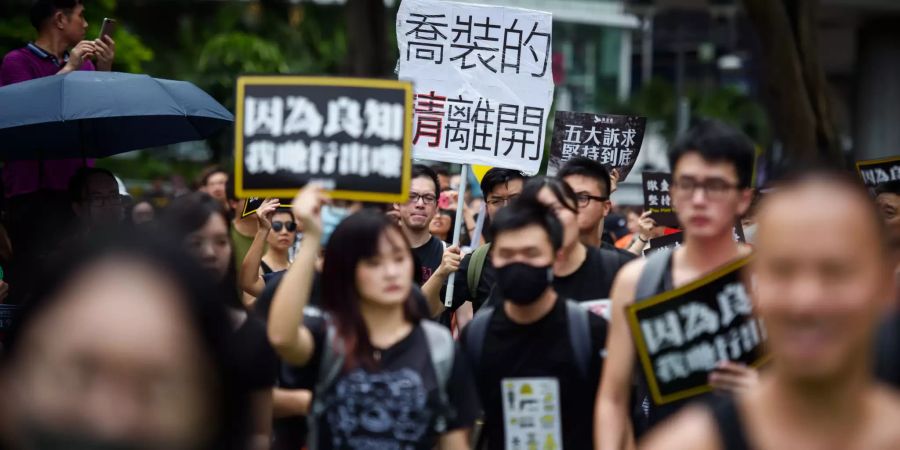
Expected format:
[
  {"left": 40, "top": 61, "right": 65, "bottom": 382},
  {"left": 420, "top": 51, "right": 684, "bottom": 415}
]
[{"left": 709, "top": 396, "right": 752, "bottom": 450}]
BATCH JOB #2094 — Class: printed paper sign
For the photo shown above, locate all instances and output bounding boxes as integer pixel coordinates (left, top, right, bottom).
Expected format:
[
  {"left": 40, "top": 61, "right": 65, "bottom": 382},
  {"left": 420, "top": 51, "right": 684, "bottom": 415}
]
[
  {"left": 501, "top": 377, "right": 562, "bottom": 450},
  {"left": 548, "top": 112, "right": 646, "bottom": 181},
  {"left": 626, "top": 257, "right": 767, "bottom": 405},
  {"left": 642, "top": 171, "right": 679, "bottom": 228},
  {"left": 856, "top": 156, "right": 900, "bottom": 189},
  {"left": 234, "top": 76, "right": 413, "bottom": 203},
  {"left": 396, "top": 0, "right": 554, "bottom": 175}
]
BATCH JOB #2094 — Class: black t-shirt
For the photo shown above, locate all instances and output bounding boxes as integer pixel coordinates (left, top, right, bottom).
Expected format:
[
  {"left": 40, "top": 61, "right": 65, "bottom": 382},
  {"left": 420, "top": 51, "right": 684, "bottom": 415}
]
[
  {"left": 230, "top": 314, "right": 279, "bottom": 391},
  {"left": 306, "top": 320, "right": 480, "bottom": 449},
  {"left": 554, "top": 246, "right": 633, "bottom": 302},
  {"left": 601, "top": 240, "right": 637, "bottom": 259},
  {"left": 412, "top": 236, "right": 445, "bottom": 284},
  {"left": 875, "top": 312, "right": 900, "bottom": 389},
  {"left": 460, "top": 297, "right": 607, "bottom": 450}
]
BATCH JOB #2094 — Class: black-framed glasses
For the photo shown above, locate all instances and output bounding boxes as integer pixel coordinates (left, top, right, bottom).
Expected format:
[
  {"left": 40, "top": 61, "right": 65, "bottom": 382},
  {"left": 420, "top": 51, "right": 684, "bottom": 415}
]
[
  {"left": 671, "top": 178, "right": 739, "bottom": 201},
  {"left": 576, "top": 193, "right": 608, "bottom": 208},
  {"left": 486, "top": 194, "right": 520, "bottom": 207},
  {"left": 272, "top": 221, "right": 297, "bottom": 232},
  {"left": 408, "top": 193, "right": 437, "bottom": 205}
]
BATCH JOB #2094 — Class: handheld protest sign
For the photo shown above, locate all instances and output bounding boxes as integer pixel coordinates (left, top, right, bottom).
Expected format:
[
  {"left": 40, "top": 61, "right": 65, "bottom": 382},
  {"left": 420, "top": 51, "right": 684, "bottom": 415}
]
[
  {"left": 396, "top": 0, "right": 554, "bottom": 175},
  {"left": 0, "top": 304, "right": 18, "bottom": 331},
  {"left": 234, "top": 76, "right": 413, "bottom": 203},
  {"left": 548, "top": 112, "right": 646, "bottom": 181},
  {"left": 642, "top": 171, "right": 679, "bottom": 228},
  {"left": 240, "top": 197, "right": 293, "bottom": 218},
  {"left": 856, "top": 155, "right": 900, "bottom": 189},
  {"left": 643, "top": 232, "right": 683, "bottom": 257},
  {"left": 626, "top": 257, "right": 767, "bottom": 405}
]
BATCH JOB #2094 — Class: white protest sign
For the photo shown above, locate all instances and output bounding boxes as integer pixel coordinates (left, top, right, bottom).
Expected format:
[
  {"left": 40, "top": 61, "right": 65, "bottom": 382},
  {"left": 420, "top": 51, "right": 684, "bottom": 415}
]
[
  {"left": 501, "top": 377, "right": 562, "bottom": 450},
  {"left": 397, "top": 0, "right": 554, "bottom": 175}
]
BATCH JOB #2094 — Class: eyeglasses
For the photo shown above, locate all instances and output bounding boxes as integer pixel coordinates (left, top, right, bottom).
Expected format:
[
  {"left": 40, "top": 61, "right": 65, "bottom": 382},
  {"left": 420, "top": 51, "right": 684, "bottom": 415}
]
[
  {"left": 408, "top": 193, "right": 437, "bottom": 205},
  {"left": 576, "top": 193, "right": 608, "bottom": 208},
  {"left": 486, "top": 194, "right": 520, "bottom": 207},
  {"left": 87, "top": 194, "right": 122, "bottom": 206},
  {"left": 671, "top": 178, "right": 739, "bottom": 201},
  {"left": 272, "top": 221, "right": 297, "bottom": 232}
]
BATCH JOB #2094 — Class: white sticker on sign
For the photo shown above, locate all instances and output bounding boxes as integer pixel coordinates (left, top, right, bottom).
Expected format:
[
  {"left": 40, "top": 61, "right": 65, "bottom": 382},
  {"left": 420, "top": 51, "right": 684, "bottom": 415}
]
[{"left": 501, "top": 377, "right": 563, "bottom": 450}]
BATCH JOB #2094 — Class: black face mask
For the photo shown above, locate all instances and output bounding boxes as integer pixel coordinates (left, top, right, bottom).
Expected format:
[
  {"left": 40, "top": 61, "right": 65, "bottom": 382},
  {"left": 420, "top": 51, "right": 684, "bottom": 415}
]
[{"left": 495, "top": 262, "right": 553, "bottom": 305}]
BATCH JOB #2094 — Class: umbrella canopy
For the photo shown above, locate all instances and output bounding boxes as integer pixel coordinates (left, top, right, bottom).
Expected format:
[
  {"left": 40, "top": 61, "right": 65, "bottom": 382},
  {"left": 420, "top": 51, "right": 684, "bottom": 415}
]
[{"left": 0, "top": 71, "right": 233, "bottom": 160}]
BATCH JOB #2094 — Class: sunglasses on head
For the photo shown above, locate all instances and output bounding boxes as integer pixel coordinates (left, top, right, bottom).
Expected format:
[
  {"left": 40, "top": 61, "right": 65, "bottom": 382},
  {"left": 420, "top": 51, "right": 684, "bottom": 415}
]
[{"left": 272, "top": 221, "right": 297, "bottom": 232}]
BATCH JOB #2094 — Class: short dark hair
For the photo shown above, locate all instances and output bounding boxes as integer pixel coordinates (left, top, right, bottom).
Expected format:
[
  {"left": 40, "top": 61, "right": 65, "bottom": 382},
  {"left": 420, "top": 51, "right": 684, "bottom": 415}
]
[
  {"left": 669, "top": 119, "right": 756, "bottom": 189},
  {"left": 411, "top": 164, "right": 440, "bottom": 197},
  {"left": 68, "top": 167, "right": 116, "bottom": 203},
  {"left": 519, "top": 176, "right": 579, "bottom": 215},
  {"left": 431, "top": 165, "right": 450, "bottom": 178},
  {"left": 197, "top": 166, "right": 228, "bottom": 189},
  {"left": 30, "top": 0, "right": 82, "bottom": 30},
  {"left": 480, "top": 168, "right": 526, "bottom": 197},
  {"left": 490, "top": 198, "right": 563, "bottom": 251},
  {"left": 875, "top": 180, "right": 900, "bottom": 197},
  {"left": 557, "top": 157, "right": 612, "bottom": 197}
]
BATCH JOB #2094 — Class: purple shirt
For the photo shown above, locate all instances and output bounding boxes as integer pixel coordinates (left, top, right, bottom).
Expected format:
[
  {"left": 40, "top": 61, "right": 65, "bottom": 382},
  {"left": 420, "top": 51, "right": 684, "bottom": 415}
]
[{"left": 0, "top": 43, "right": 96, "bottom": 198}]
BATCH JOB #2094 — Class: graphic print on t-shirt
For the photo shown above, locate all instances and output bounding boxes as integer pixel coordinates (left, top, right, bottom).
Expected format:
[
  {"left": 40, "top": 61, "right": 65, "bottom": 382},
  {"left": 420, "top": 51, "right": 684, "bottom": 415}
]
[
  {"left": 324, "top": 367, "right": 433, "bottom": 448},
  {"left": 501, "top": 377, "right": 562, "bottom": 450}
]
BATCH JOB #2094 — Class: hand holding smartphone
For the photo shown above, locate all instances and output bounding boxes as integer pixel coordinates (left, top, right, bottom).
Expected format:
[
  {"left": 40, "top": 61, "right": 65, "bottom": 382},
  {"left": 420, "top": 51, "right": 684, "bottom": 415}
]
[{"left": 98, "top": 18, "right": 117, "bottom": 41}]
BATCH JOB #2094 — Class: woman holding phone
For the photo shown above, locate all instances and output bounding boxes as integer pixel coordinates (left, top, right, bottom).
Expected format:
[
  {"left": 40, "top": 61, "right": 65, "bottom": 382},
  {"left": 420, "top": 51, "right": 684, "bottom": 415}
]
[{"left": 268, "top": 185, "right": 479, "bottom": 450}]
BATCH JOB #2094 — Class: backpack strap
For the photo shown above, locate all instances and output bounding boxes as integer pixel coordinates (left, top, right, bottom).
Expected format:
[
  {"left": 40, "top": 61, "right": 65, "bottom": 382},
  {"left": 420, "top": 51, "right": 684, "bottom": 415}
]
[
  {"left": 421, "top": 320, "right": 456, "bottom": 433},
  {"left": 466, "top": 243, "right": 492, "bottom": 300},
  {"left": 306, "top": 319, "right": 343, "bottom": 450},
  {"left": 635, "top": 247, "right": 673, "bottom": 302},
  {"left": 464, "top": 305, "right": 494, "bottom": 378},
  {"left": 596, "top": 248, "right": 624, "bottom": 291},
  {"left": 565, "top": 300, "right": 592, "bottom": 381}
]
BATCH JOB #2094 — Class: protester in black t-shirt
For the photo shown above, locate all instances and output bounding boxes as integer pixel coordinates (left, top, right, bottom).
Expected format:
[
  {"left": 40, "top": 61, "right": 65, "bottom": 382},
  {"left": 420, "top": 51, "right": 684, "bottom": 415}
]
[
  {"left": 163, "top": 193, "right": 278, "bottom": 450},
  {"left": 460, "top": 199, "right": 607, "bottom": 450},
  {"left": 0, "top": 233, "right": 251, "bottom": 450},
  {"left": 423, "top": 168, "right": 526, "bottom": 318},
  {"left": 268, "top": 186, "right": 479, "bottom": 450},
  {"left": 396, "top": 165, "right": 445, "bottom": 284}
]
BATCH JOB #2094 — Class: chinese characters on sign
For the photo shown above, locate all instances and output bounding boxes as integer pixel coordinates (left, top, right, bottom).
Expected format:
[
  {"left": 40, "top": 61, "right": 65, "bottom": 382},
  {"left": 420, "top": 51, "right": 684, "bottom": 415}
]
[
  {"left": 397, "top": 0, "right": 554, "bottom": 174},
  {"left": 626, "top": 258, "right": 767, "bottom": 405},
  {"left": 643, "top": 171, "right": 679, "bottom": 228},
  {"left": 234, "top": 76, "right": 413, "bottom": 203},
  {"left": 549, "top": 112, "right": 646, "bottom": 181},
  {"left": 856, "top": 156, "right": 900, "bottom": 190}
]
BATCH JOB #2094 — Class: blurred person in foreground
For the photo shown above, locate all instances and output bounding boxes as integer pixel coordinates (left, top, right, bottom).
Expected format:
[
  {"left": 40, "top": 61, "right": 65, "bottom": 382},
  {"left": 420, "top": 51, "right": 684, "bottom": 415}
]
[
  {"left": 0, "top": 0, "right": 115, "bottom": 299},
  {"left": 0, "top": 232, "right": 250, "bottom": 450},
  {"left": 268, "top": 185, "right": 478, "bottom": 449},
  {"left": 162, "top": 193, "right": 277, "bottom": 450},
  {"left": 641, "top": 169, "right": 900, "bottom": 449}
]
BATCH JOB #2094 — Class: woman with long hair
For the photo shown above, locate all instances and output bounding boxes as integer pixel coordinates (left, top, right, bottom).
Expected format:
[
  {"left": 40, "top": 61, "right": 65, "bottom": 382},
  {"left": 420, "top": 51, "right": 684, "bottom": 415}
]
[
  {"left": 161, "top": 193, "right": 278, "bottom": 450},
  {"left": 268, "top": 186, "right": 478, "bottom": 450}
]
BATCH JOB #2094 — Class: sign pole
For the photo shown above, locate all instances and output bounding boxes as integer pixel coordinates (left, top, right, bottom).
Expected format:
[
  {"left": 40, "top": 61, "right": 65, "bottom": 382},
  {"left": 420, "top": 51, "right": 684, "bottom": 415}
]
[{"left": 444, "top": 164, "right": 469, "bottom": 307}]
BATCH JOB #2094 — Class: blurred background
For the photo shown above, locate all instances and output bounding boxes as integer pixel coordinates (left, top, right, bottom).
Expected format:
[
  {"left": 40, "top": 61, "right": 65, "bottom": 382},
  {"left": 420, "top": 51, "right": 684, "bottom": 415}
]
[{"left": 2, "top": 0, "right": 899, "bottom": 204}]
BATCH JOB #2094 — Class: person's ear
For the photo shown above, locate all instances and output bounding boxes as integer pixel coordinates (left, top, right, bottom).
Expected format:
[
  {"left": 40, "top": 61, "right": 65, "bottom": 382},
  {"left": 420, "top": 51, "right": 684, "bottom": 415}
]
[
  {"left": 54, "top": 11, "right": 66, "bottom": 29},
  {"left": 602, "top": 199, "right": 612, "bottom": 218},
  {"left": 736, "top": 188, "right": 754, "bottom": 217}
]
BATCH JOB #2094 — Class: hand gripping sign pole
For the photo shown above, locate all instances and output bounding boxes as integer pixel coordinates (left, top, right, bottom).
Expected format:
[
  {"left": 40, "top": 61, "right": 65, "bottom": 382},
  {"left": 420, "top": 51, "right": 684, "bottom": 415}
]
[{"left": 444, "top": 164, "right": 469, "bottom": 307}]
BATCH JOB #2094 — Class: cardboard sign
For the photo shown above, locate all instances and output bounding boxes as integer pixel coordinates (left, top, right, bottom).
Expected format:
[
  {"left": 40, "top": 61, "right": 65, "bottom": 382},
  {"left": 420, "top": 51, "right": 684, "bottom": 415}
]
[
  {"left": 234, "top": 76, "right": 413, "bottom": 203},
  {"left": 642, "top": 171, "right": 679, "bottom": 228},
  {"left": 396, "top": 0, "right": 554, "bottom": 175},
  {"left": 548, "top": 112, "right": 646, "bottom": 181},
  {"left": 0, "top": 304, "right": 18, "bottom": 331},
  {"left": 643, "top": 232, "right": 683, "bottom": 257},
  {"left": 856, "top": 156, "right": 900, "bottom": 189},
  {"left": 240, "top": 197, "right": 294, "bottom": 219},
  {"left": 501, "top": 378, "right": 562, "bottom": 450},
  {"left": 626, "top": 257, "right": 767, "bottom": 405}
]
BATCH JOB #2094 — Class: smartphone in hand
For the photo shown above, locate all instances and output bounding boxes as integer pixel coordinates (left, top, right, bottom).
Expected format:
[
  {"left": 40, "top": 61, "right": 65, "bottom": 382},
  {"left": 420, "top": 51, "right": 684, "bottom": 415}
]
[{"left": 99, "top": 18, "right": 117, "bottom": 40}]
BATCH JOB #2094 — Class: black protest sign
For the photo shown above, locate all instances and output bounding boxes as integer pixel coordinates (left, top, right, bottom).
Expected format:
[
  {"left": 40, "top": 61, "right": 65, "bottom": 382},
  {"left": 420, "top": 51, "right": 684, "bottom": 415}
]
[
  {"left": 240, "top": 197, "right": 293, "bottom": 218},
  {"left": 235, "top": 76, "right": 413, "bottom": 203},
  {"left": 626, "top": 257, "right": 767, "bottom": 405},
  {"left": 643, "top": 171, "right": 679, "bottom": 228},
  {"left": 643, "top": 232, "right": 683, "bottom": 257},
  {"left": 0, "top": 304, "right": 18, "bottom": 331},
  {"left": 549, "top": 112, "right": 646, "bottom": 181},
  {"left": 856, "top": 156, "right": 900, "bottom": 189}
]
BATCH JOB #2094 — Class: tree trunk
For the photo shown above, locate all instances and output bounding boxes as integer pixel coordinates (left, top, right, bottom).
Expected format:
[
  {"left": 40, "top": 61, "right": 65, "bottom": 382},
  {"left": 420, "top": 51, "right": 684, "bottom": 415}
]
[
  {"left": 742, "top": 0, "right": 843, "bottom": 165},
  {"left": 345, "top": 0, "right": 387, "bottom": 76}
]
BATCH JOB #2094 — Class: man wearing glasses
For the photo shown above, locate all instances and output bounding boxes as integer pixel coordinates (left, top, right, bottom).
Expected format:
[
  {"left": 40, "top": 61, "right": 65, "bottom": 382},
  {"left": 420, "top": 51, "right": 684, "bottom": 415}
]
[
  {"left": 596, "top": 120, "right": 758, "bottom": 450},
  {"left": 559, "top": 157, "right": 634, "bottom": 258},
  {"left": 395, "top": 164, "right": 445, "bottom": 284},
  {"left": 70, "top": 167, "right": 125, "bottom": 232}
]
